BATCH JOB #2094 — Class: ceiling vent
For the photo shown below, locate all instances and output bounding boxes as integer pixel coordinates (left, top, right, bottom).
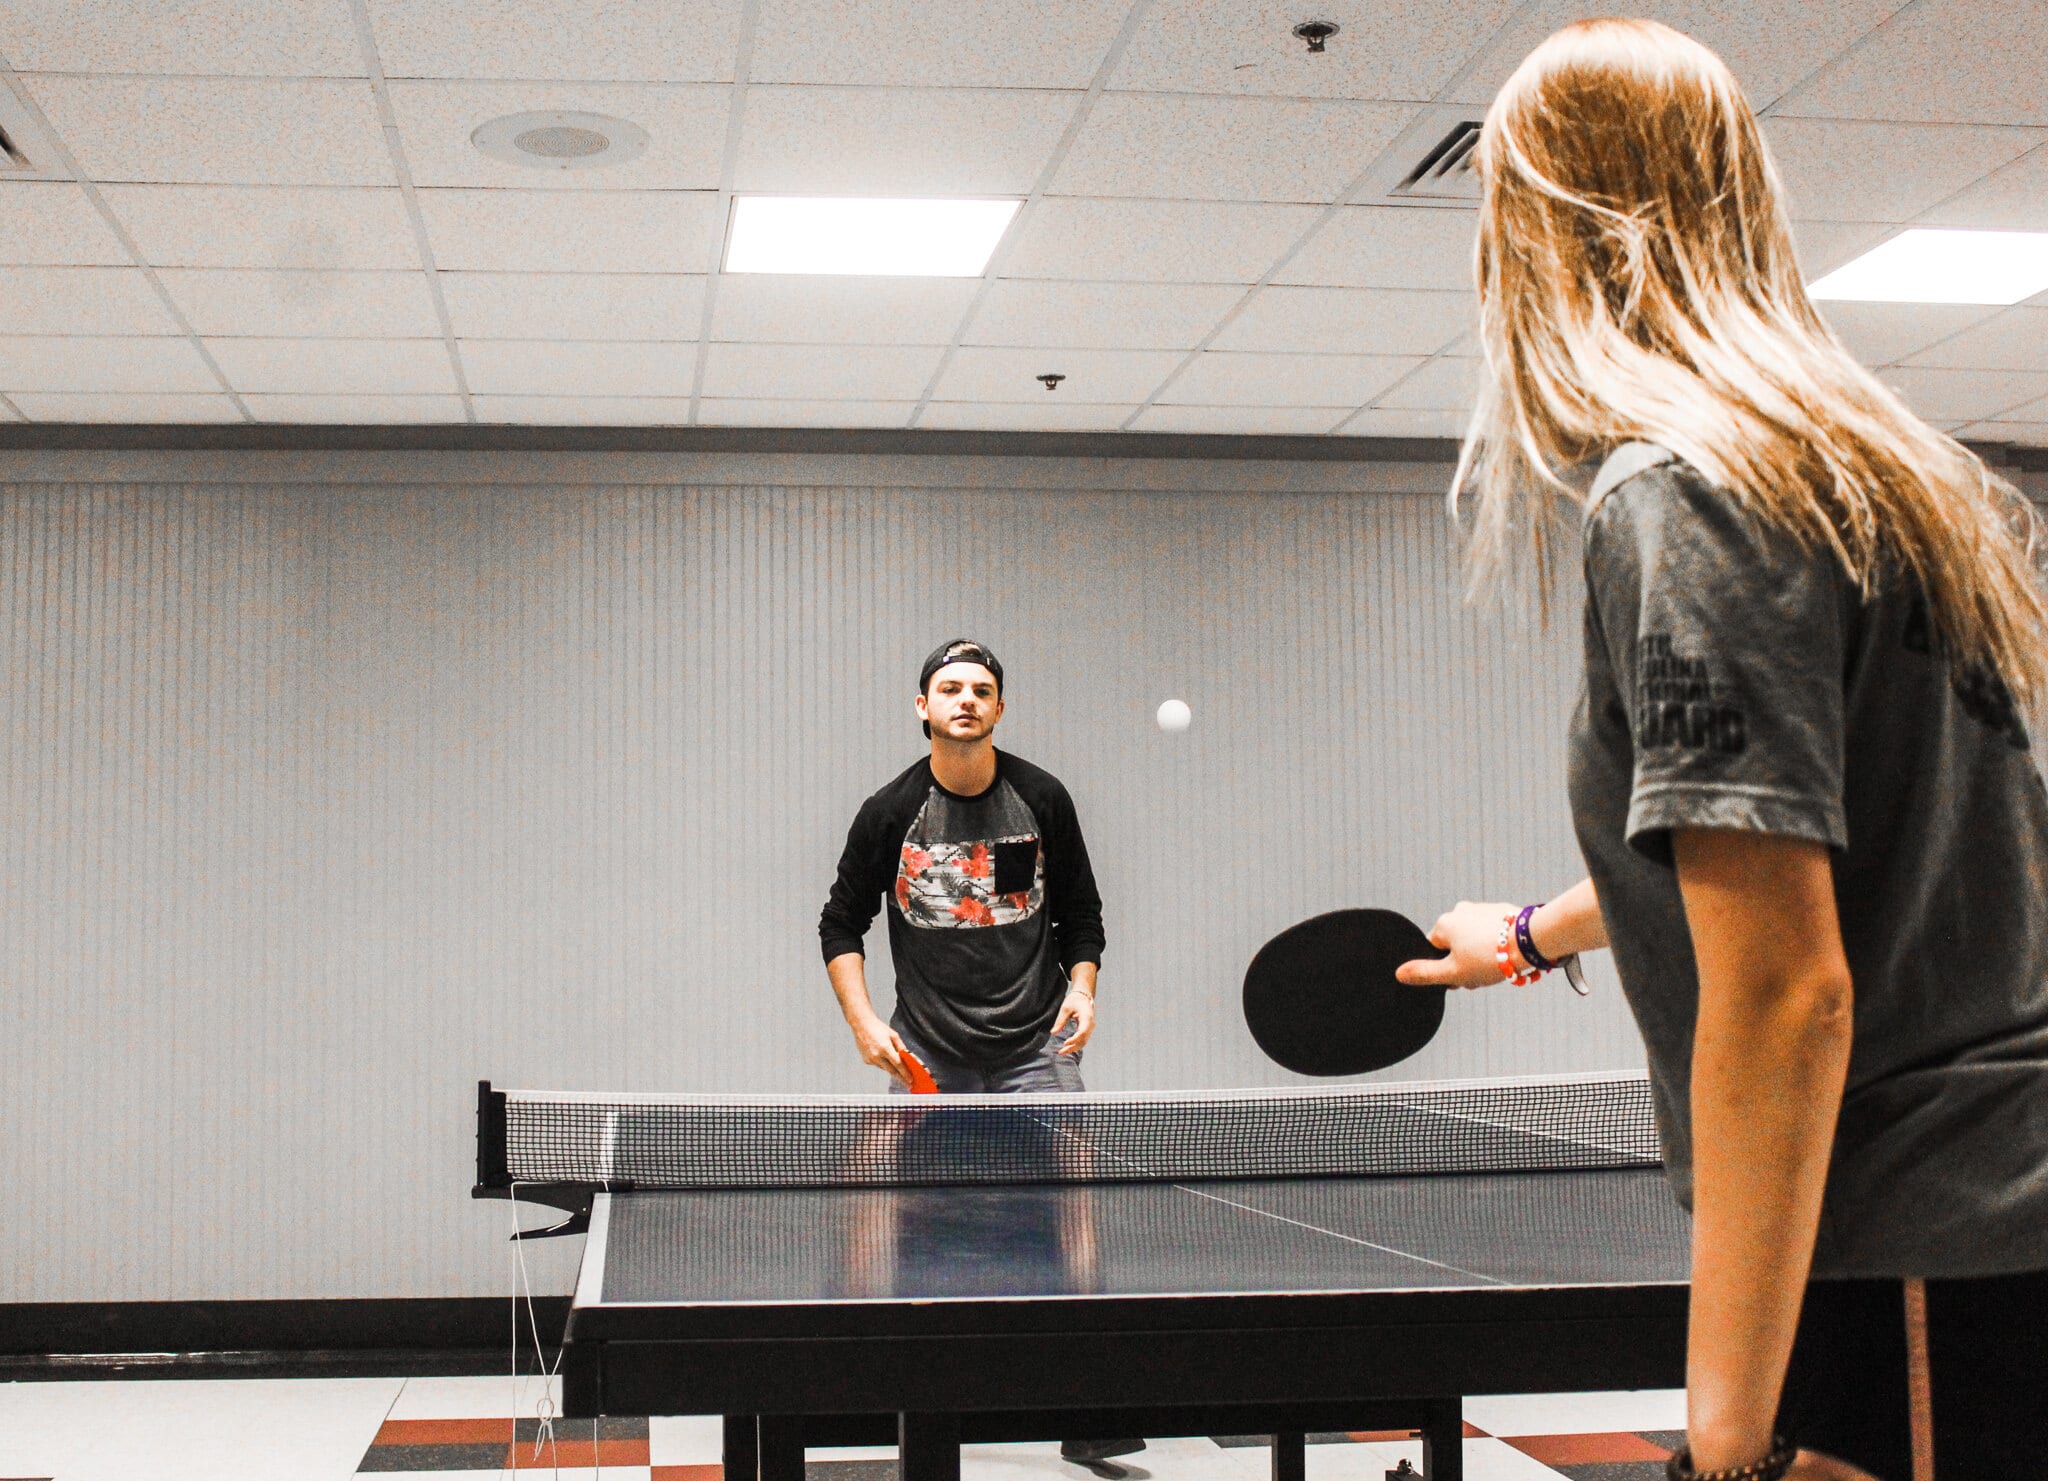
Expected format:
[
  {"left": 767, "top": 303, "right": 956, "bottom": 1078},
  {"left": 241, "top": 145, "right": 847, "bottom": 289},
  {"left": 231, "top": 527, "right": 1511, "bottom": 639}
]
[
  {"left": 1391, "top": 120, "right": 1480, "bottom": 201},
  {"left": 1351, "top": 106, "right": 1485, "bottom": 210},
  {"left": 471, "top": 110, "right": 649, "bottom": 171}
]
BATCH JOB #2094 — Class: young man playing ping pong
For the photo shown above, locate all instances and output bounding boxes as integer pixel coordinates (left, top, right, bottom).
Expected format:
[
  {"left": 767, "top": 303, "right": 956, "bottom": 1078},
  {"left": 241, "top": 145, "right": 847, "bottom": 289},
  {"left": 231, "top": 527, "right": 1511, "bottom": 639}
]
[
  {"left": 818, "top": 641, "right": 1141, "bottom": 1471},
  {"left": 818, "top": 639, "right": 1107, "bottom": 1093}
]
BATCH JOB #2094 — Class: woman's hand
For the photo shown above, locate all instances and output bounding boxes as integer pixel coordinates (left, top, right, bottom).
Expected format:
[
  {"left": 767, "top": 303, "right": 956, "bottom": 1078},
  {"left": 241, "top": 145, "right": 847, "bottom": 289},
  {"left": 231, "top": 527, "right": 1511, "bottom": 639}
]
[{"left": 1396, "top": 900, "right": 1518, "bottom": 988}]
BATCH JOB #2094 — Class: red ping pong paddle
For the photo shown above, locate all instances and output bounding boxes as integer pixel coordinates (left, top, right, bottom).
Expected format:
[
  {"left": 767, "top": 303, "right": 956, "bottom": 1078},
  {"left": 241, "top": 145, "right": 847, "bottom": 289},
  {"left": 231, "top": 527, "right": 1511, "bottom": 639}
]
[
  {"left": 902, "top": 1051, "right": 940, "bottom": 1095},
  {"left": 1242, "top": 908, "right": 1449, "bottom": 1076}
]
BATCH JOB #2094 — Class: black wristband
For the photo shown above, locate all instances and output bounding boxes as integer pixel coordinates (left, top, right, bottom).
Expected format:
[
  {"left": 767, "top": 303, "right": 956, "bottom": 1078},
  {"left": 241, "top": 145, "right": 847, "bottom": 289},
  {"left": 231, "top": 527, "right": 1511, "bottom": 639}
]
[{"left": 1665, "top": 1437, "right": 1796, "bottom": 1481}]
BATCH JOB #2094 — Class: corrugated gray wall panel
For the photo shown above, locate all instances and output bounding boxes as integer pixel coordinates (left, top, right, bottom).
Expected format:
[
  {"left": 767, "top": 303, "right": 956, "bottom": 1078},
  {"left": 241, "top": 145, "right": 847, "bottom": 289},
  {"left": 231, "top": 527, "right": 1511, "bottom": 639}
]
[{"left": 3, "top": 474, "right": 1637, "bottom": 1303}]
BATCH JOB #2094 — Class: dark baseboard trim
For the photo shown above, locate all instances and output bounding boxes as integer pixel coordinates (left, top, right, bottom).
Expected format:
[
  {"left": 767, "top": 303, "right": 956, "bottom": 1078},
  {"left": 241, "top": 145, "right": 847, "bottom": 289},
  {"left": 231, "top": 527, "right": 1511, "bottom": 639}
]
[
  {"left": 0, "top": 1297, "right": 568, "bottom": 1363},
  {"left": 0, "top": 422, "right": 1464, "bottom": 462}
]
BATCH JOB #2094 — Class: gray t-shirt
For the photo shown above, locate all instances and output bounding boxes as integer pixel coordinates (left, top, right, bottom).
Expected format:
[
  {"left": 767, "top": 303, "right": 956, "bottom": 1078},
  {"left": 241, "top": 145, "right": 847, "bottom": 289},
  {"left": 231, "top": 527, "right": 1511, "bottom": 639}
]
[{"left": 1567, "top": 443, "right": 2048, "bottom": 1278}]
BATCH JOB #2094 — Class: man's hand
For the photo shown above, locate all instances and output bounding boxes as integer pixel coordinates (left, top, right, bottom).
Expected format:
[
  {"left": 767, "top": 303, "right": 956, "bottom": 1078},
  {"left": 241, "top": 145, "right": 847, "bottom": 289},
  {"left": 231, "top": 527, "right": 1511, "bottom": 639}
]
[
  {"left": 1396, "top": 899, "right": 1519, "bottom": 988},
  {"left": 848, "top": 1010, "right": 913, "bottom": 1087},
  {"left": 1052, "top": 985, "right": 1095, "bottom": 1054}
]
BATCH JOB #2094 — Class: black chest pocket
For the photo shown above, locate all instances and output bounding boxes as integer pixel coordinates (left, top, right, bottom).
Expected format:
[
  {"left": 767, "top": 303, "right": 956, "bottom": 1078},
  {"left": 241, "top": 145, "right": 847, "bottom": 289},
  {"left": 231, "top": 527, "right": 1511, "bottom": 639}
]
[{"left": 992, "top": 839, "right": 1040, "bottom": 896}]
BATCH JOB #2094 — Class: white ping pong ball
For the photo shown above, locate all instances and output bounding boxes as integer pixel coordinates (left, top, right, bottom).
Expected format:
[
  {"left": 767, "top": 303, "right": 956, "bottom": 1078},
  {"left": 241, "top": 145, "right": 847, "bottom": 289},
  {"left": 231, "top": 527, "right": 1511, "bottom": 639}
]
[{"left": 1156, "top": 698, "right": 1192, "bottom": 734}]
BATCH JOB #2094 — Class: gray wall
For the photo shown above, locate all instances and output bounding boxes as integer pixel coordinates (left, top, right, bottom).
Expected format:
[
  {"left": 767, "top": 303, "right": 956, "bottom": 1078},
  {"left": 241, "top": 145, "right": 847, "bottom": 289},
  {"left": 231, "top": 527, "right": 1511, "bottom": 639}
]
[{"left": 6, "top": 446, "right": 1651, "bottom": 1304}]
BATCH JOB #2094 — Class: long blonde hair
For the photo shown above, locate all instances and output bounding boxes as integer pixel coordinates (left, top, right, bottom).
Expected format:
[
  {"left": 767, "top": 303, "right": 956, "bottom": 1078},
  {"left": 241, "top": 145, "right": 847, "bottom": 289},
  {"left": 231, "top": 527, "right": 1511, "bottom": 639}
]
[{"left": 1456, "top": 17, "right": 2046, "bottom": 714}]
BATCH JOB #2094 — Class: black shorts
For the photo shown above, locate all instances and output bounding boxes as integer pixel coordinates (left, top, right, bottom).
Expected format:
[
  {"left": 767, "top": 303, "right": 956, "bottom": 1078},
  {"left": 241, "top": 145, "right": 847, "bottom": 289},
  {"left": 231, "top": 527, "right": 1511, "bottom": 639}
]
[{"left": 1776, "top": 1267, "right": 2048, "bottom": 1479}]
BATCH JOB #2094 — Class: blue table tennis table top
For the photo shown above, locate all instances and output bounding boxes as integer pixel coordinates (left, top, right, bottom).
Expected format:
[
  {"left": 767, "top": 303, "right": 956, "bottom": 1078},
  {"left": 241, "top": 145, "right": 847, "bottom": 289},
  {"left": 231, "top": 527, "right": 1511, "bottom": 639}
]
[{"left": 573, "top": 1163, "right": 1692, "bottom": 1313}]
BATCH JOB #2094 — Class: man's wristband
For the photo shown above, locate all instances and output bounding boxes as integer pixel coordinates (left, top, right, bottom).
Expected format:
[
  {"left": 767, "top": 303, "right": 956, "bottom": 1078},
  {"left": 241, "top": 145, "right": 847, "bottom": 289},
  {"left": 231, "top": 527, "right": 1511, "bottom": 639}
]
[{"left": 1067, "top": 981, "right": 1095, "bottom": 999}]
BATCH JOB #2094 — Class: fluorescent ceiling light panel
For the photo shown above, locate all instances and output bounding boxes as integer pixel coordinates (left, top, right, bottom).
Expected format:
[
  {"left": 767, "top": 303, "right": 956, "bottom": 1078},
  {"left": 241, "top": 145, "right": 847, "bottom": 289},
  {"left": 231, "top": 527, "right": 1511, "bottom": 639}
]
[
  {"left": 1810, "top": 229, "right": 2048, "bottom": 305},
  {"left": 725, "top": 196, "right": 1020, "bottom": 277}
]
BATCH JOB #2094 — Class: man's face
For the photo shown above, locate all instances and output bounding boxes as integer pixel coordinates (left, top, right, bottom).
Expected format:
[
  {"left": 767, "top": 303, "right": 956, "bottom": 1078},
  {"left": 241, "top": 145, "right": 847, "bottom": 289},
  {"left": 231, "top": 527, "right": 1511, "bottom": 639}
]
[{"left": 917, "top": 663, "right": 1004, "bottom": 742}]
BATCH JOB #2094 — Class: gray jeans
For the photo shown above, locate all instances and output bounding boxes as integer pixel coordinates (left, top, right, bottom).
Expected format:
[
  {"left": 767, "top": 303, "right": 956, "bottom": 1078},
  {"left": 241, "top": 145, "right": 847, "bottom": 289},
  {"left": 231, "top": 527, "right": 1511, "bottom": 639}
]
[{"left": 890, "top": 1017, "right": 1085, "bottom": 1094}]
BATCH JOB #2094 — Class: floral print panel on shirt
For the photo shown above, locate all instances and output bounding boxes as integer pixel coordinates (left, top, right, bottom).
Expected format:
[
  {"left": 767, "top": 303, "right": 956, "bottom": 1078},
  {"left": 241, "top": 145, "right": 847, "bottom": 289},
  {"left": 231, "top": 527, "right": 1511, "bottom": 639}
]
[{"left": 895, "top": 833, "right": 1045, "bottom": 928}]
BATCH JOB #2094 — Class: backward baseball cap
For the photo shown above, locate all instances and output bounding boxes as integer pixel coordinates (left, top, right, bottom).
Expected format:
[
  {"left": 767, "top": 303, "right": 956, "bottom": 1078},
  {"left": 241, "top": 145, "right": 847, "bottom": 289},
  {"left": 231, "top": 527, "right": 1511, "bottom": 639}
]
[{"left": 919, "top": 639, "right": 1003, "bottom": 738}]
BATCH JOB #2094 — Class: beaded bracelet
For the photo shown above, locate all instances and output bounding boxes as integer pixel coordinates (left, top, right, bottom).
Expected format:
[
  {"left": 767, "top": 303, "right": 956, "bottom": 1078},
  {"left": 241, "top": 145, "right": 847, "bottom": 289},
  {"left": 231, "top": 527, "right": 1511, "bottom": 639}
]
[
  {"left": 1664, "top": 1437, "right": 1796, "bottom": 1481},
  {"left": 1493, "top": 915, "right": 1543, "bottom": 986}
]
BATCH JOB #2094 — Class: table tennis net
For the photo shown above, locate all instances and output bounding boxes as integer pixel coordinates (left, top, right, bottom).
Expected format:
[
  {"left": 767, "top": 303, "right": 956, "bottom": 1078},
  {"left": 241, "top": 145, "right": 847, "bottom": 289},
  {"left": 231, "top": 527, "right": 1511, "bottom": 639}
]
[{"left": 485, "top": 1072, "right": 1661, "bottom": 1189}]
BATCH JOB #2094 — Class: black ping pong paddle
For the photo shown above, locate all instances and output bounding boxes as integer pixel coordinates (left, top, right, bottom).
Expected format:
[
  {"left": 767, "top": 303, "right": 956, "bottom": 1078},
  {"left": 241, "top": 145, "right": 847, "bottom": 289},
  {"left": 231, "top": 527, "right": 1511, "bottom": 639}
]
[{"left": 1242, "top": 908, "right": 1449, "bottom": 1076}]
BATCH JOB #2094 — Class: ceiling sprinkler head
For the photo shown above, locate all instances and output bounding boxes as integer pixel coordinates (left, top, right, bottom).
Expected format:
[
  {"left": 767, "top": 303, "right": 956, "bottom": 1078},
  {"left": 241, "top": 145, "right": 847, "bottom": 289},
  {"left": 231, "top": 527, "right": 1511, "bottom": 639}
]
[
  {"left": 1038, "top": 373, "right": 1066, "bottom": 392},
  {"left": 1292, "top": 21, "right": 1338, "bottom": 53}
]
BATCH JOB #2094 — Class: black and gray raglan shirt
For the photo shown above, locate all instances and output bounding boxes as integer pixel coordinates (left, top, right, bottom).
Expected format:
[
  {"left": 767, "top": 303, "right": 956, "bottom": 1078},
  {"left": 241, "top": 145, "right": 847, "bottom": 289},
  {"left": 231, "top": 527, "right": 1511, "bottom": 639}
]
[
  {"left": 1569, "top": 442, "right": 2048, "bottom": 1278},
  {"left": 819, "top": 751, "right": 1106, "bottom": 1069}
]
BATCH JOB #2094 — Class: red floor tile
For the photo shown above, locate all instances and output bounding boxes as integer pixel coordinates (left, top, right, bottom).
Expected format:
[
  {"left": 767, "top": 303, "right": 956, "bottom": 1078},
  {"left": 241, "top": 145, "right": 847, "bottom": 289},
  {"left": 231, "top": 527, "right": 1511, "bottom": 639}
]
[
  {"left": 1346, "top": 1421, "right": 1488, "bottom": 1442},
  {"left": 1506, "top": 1432, "right": 1674, "bottom": 1464},
  {"left": 653, "top": 1467, "right": 724, "bottom": 1481},
  {"left": 374, "top": 1417, "right": 515, "bottom": 1445}
]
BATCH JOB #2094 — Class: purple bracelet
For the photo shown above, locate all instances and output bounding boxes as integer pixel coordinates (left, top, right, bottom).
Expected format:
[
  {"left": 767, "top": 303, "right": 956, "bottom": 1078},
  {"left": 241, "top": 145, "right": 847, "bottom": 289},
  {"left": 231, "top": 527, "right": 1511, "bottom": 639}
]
[{"left": 1514, "top": 904, "right": 1561, "bottom": 973}]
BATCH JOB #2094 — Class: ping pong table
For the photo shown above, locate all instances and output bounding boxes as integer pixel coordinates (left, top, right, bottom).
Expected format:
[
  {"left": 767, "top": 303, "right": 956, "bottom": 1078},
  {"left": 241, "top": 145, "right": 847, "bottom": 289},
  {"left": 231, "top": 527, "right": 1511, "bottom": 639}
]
[{"left": 475, "top": 1074, "right": 1691, "bottom": 1481}]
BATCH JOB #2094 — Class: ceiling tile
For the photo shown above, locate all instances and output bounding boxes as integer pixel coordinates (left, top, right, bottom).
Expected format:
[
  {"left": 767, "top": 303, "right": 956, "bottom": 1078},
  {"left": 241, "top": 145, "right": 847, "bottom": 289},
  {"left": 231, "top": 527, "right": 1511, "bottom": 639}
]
[
  {"left": 244, "top": 394, "right": 468, "bottom": 423},
  {"left": 1816, "top": 302, "right": 2004, "bottom": 367},
  {"left": 0, "top": 0, "right": 362, "bottom": 75},
  {"left": 100, "top": 185, "right": 423, "bottom": 269},
  {"left": 1211, "top": 286, "right": 1471, "bottom": 356},
  {"left": 1759, "top": 118, "right": 2040, "bottom": 223},
  {"left": 711, "top": 276, "right": 978, "bottom": 346},
  {"left": 1052, "top": 95, "right": 1413, "bottom": 204},
  {"left": 1904, "top": 309, "right": 2048, "bottom": 372},
  {"left": 1159, "top": 351, "right": 1419, "bottom": 407},
  {"left": 25, "top": 76, "right": 395, "bottom": 186},
  {"left": 931, "top": 347, "right": 1184, "bottom": 403},
  {"left": 967, "top": 281, "right": 1241, "bottom": 350},
  {"left": 0, "top": 182, "right": 132, "bottom": 265},
  {"left": 415, "top": 189, "right": 718, "bottom": 273},
  {"left": 206, "top": 337, "right": 458, "bottom": 395},
  {"left": 0, "top": 268, "right": 180, "bottom": 335},
  {"left": 696, "top": 400, "right": 917, "bottom": 428},
  {"left": 1337, "top": 406, "right": 1468, "bottom": 439},
  {"left": 474, "top": 395, "right": 697, "bottom": 425},
  {"left": 1273, "top": 207, "right": 1477, "bottom": 292},
  {"left": 1921, "top": 147, "right": 2048, "bottom": 231},
  {"left": 160, "top": 269, "right": 441, "bottom": 338},
  {"left": 701, "top": 343, "right": 944, "bottom": 401},
  {"left": 1002, "top": 198, "right": 1321, "bottom": 284},
  {"left": 1775, "top": 0, "right": 2048, "bottom": 126},
  {"left": 1789, "top": 219, "right": 1894, "bottom": 279},
  {"left": 460, "top": 341, "right": 698, "bottom": 397},
  {"left": 443, "top": 273, "right": 706, "bottom": 340},
  {"left": 734, "top": 87, "right": 1077, "bottom": 197},
  {"left": 0, "top": 336, "right": 220, "bottom": 393},
  {"left": 388, "top": 81, "right": 729, "bottom": 191},
  {"left": 1877, "top": 367, "right": 2048, "bottom": 422},
  {"left": 1130, "top": 404, "right": 1347, "bottom": 435},
  {"left": 367, "top": 0, "right": 747, "bottom": 83},
  {"left": 1371, "top": 355, "right": 1481, "bottom": 411},
  {"left": 1445, "top": 2, "right": 1910, "bottom": 110},
  {"left": 917, "top": 400, "right": 1139, "bottom": 431},
  {"left": 750, "top": 0, "right": 1132, "bottom": 88},
  {"left": 10, "top": 392, "right": 244, "bottom": 422},
  {"left": 1111, "top": 0, "right": 1521, "bottom": 102}
]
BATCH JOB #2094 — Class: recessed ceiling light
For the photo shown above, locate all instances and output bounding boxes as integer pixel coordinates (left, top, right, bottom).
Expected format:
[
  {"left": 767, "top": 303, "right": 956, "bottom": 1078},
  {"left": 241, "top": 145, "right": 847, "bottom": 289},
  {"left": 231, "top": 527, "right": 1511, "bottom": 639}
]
[
  {"left": 1809, "top": 228, "right": 2048, "bottom": 305},
  {"left": 724, "top": 197, "right": 1021, "bottom": 277},
  {"left": 471, "top": 111, "right": 648, "bottom": 171}
]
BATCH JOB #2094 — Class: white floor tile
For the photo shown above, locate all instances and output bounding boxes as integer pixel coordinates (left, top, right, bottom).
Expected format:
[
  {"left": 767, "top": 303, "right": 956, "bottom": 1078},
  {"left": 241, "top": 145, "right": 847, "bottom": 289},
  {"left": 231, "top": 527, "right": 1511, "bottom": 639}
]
[
  {"left": 650, "top": 1413, "right": 727, "bottom": 1464},
  {"left": 810, "top": 1445, "right": 899, "bottom": 1461},
  {"left": 0, "top": 1377, "right": 401, "bottom": 1481},
  {"left": 387, "top": 1372, "right": 562, "bottom": 1419},
  {"left": 1460, "top": 1438, "right": 1569, "bottom": 1479},
  {"left": 1305, "top": 1438, "right": 1417, "bottom": 1481},
  {"left": 1463, "top": 1389, "right": 1685, "bottom": 1438}
]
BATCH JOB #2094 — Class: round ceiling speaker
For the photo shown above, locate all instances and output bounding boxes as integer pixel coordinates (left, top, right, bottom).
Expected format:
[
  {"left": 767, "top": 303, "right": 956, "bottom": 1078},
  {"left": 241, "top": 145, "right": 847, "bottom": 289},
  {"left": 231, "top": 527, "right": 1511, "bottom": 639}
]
[{"left": 471, "top": 111, "right": 649, "bottom": 171}]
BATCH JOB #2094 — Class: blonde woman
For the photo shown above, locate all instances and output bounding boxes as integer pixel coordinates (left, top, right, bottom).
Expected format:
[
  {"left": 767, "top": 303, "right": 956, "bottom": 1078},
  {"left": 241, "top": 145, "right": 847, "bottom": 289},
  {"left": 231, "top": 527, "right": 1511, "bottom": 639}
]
[{"left": 1396, "top": 19, "right": 2048, "bottom": 1481}]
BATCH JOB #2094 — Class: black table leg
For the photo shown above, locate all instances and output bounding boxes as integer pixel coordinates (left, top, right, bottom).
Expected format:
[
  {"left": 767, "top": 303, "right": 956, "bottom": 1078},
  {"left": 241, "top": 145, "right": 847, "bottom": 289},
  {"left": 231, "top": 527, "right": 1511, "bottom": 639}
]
[
  {"left": 1420, "top": 1398, "right": 1462, "bottom": 1481},
  {"left": 899, "top": 1412, "right": 961, "bottom": 1481},
  {"left": 758, "top": 1416, "right": 805, "bottom": 1481},
  {"left": 1270, "top": 1431, "right": 1306, "bottom": 1481},
  {"left": 723, "top": 1416, "right": 759, "bottom": 1481}
]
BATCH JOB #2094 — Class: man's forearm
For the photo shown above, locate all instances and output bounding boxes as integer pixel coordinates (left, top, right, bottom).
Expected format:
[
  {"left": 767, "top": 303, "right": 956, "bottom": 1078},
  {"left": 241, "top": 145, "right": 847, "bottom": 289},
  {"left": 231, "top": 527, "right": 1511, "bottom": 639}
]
[
  {"left": 826, "top": 952, "right": 879, "bottom": 1024},
  {"left": 1068, "top": 961, "right": 1098, "bottom": 995}
]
